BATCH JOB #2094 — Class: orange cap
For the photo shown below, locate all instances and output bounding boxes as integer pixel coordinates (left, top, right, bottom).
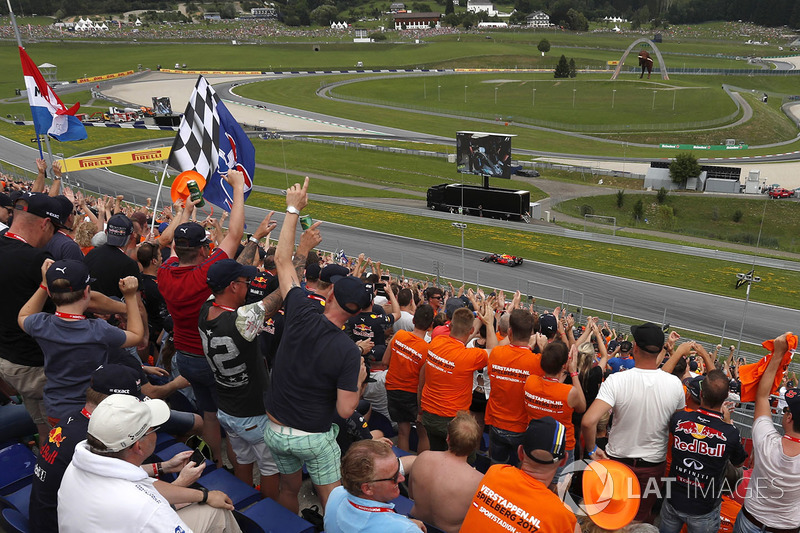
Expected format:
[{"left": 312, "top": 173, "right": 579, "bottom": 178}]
[
  {"left": 582, "top": 459, "right": 640, "bottom": 530},
  {"left": 170, "top": 170, "right": 206, "bottom": 204}
]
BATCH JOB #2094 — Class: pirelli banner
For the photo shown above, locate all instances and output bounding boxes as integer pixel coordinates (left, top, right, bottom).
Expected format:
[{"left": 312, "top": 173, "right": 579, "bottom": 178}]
[
  {"left": 76, "top": 70, "right": 135, "bottom": 84},
  {"left": 62, "top": 147, "right": 171, "bottom": 172}
]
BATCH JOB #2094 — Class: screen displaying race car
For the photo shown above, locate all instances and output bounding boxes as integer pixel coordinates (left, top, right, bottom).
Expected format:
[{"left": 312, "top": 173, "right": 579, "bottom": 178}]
[
  {"left": 456, "top": 131, "right": 515, "bottom": 179},
  {"left": 480, "top": 253, "right": 523, "bottom": 267}
]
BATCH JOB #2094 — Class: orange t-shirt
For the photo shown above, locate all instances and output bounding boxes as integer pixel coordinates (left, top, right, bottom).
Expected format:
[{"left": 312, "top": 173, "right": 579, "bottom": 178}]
[
  {"left": 385, "top": 330, "right": 428, "bottom": 394},
  {"left": 524, "top": 375, "right": 576, "bottom": 449},
  {"left": 485, "top": 345, "right": 544, "bottom": 433},
  {"left": 461, "top": 464, "right": 577, "bottom": 533},
  {"left": 421, "top": 335, "right": 488, "bottom": 418}
]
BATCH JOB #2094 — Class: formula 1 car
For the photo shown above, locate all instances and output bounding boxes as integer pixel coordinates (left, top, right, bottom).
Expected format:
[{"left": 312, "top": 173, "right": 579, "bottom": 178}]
[{"left": 480, "top": 253, "right": 523, "bottom": 267}]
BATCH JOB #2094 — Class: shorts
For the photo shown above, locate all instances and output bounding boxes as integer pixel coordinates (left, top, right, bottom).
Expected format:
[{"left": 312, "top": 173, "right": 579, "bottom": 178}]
[
  {"left": 0, "top": 359, "right": 47, "bottom": 425},
  {"left": 218, "top": 411, "right": 278, "bottom": 476},
  {"left": 386, "top": 389, "right": 418, "bottom": 423},
  {"left": 175, "top": 351, "right": 217, "bottom": 413},
  {"left": 263, "top": 421, "right": 340, "bottom": 486}
]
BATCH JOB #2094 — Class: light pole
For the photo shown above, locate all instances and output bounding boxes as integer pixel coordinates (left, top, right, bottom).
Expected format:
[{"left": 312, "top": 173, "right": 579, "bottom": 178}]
[
  {"left": 672, "top": 90, "right": 676, "bottom": 111},
  {"left": 452, "top": 222, "right": 467, "bottom": 283},
  {"left": 532, "top": 88, "right": 536, "bottom": 107},
  {"left": 438, "top": 84, "right": 441, "bottom": 101},
  {"left": 495, "top": 86, "right": 498, "bottom": 104},
  {"left": 572, "top": 88, "right": 576, "bottom": 108},
  {"left": 735, "top": 196, "right": 768, "bottom": 354},
  {"left": 464, "top": 85, "right": 468, "bottom": 103},
  {"left": 423, "top": 78, "right": 426, "bottom": 99},
  {"left": 652, "top": 90, "right": 657, "bottom": 110},
  {"left": 612, "top": 89, "right": 616, "bottom": 109}
]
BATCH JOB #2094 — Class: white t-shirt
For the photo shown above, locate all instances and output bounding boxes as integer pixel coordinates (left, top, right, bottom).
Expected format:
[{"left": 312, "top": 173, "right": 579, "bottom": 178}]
[
  {"left": 394, "top": 310, "right": 414, "bottom": 333},
  {"left": 744, "top": 416, "right": 800, "bottom": 527},
  {"left": 596, "top": 367, "right": 685, "bottom": 462},
  {"left": 777, "top": 386, "right": 788, "bottom": 411}
]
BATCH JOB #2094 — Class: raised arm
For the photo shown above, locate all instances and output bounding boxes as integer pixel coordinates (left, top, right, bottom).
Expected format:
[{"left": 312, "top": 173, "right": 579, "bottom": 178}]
[
  {"left": 275, "top": 177, "right": 309, "bottom": 298},
  {"left": 217, "top": 170, "right": 245, "bottom": 258},
  {"left": 18, "top": 259, "right": 53, "bottom": 330},
  {"left": 237, "top": 211, "right": 276, "bottom": 266},
  {"left": 754, "top": 332, "right": 792, "bottom": 419}
]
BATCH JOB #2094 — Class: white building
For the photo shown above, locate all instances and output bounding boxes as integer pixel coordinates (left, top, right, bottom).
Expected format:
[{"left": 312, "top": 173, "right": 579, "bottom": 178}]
[
  {"left": 467, "top": 0, "right": 497, "bottom": 17},
  {"left": 526, "top": 10, "right": 549, "bottom": 27},
  {"left": 393, "top": 12, "right": 441, "bottom": 29}
]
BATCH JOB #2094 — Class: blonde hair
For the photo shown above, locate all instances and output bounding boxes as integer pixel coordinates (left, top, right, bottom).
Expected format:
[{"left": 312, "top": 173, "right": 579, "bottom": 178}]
[{"left": 74, "top": 220, "right": 99, "bottom": 248}]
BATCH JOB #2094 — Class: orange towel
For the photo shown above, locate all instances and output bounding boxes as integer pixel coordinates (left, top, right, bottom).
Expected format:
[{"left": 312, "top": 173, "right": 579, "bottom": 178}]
[{"left": 738, "top": 334, "right": 797, "bottom": 402}]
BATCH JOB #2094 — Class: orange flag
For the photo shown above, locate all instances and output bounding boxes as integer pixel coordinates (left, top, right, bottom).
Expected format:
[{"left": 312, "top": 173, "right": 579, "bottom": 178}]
[{"left": 738, "top": 334, "right": 797, "bottom": 402}]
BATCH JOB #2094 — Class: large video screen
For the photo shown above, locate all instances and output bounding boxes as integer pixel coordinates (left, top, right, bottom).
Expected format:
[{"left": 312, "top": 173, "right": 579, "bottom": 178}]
[
  {"left": 152, "top": 97, "right": 173, "bottom": 115},
  {"left": 456, "top": 131, "right": 514, "bottom": 179}
]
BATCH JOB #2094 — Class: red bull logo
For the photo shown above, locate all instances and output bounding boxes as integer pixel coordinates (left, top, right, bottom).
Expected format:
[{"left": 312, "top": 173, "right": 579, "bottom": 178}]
[
  {"left": 673, "top": 435, "right": 726, "bottom": 457},
  {"left": 674, "top": 421, "right": 727, "bottom": 442},
  {"left": 48, "top": 426, "right": 65, "bottom": 447}
]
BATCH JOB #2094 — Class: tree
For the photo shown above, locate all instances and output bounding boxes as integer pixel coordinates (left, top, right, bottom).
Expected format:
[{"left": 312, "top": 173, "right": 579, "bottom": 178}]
[
  {"left": 656, "top": 186, "right": 668, "bottom": 203},
  {"left": 537, "top": 38, "right": 550, "bottom": 56},
  {"left": 669, "top": 152, "right": 701, "bottom": 186},
  {"left": 445, "top": 0, "right": 454, "bottom": 15},
  {"left": 616, "top": 189, "right": 625, "bottom": 208},
  {"left": 310, "top": 3, "right": 338, "bottom": 25},
  {"left": 554, "top": 55, "right": 570, "bottom": 78},
  {"left": 632, "top": 199, "right": 644, "bottom": 222},
  {"left": 568, "top": 58, "right": 576, "bottom": 78},
  {"left": 565, "top": 8, "right": 588, "bottom": 30},
  {"left": 218, "top": 2, "right": 237, "bottom": 19}
]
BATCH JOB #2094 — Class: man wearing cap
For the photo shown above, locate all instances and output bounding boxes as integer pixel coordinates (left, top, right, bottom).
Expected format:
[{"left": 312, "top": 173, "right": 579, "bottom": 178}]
[
  {"left": 45, "top": 195, "right": 83, "bottom": 261},
  {"left": 30, "top": 364, "right": 200, "bottom": 533},
  {"left": 158, "top": 170, "right": 247, "bottom": 468},
  {"left": 581, "top": 322, "right": 685, "bottom": 523},
  {"left": 324, "top": 440, "right": 425, "bottom": 533},
  {"left": 662, "top": 369, "right": 746, "bottom": 533},
  {"left": 264, "top": 177, "right": 369, "bottom": 513},
  {"left": 58, "top": 394, "right": 241, "bottom": 533},
  {"left": 0, "top": 191, "right": 13, "bottom": 233},
  {"left": 199, "top": 256, "right": 310, "bottom": 500},
  {"left": 84, "top": 213, "right": 140, "bottom": 299},
  {"left": 607, "top": 340, "right": 635, "bottom": 373},
  {"left": 18, "top": 258, "right": 144, "bottom": 426},
  {"left": 0, "top": 191, "right": 61, "bottom": 441},
  {"left": 460, "top": 417, "right": 580, "bottom": 533},
  {"left": 734, "top": 332, "right": 800, "bottom": 533},
  {"left": 421, "top": 302, "right": 496, "bottom": 452}
]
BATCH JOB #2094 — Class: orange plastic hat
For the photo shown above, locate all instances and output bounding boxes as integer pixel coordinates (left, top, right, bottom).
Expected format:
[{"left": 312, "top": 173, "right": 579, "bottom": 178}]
[
  {"left": 170, "top": 170, "right": 206, "bottom": 204},
  {"left": 582, "top": 459, "right": 640, "bottom": 530}
]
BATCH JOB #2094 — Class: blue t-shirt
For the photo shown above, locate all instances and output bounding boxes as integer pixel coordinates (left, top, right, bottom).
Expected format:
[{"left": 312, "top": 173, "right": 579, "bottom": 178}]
[
  {"left": 607, "top": 357, "right": 635, "bottom": 373},
  {"left": 324, "top": 486, "right": 419, "bottom": 533},
  {"left": 24, "top": 313, "right": 127, "bottom": 420}
]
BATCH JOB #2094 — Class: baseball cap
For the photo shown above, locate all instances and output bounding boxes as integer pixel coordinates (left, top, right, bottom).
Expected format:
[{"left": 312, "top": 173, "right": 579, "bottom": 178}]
[
  {"left": 619, "top": 340, "right": 633, "bottom": 352},
  {"left": 539, "top": 314, "right": 558, "bottom": 336},
  {"left": 685, "top": 375, "right": 704, "bottom": 404},
  {"left": 45, "top": 259, "right": 95, "bottom": 293},
  {"left": 0, "top": 192, "right": 12, "bottom": 208},
  {"left": 174, "top": 222, "right": 210, "bottom": 247},
  {"left": 305, "top": 262, "right": 321, "bottom": 281},
  {"left": 784, "top": 388, "right": 800, "bottom": 419},
  {"left": 87, "top": 394, "right": 170, "bottom": 452},
  {"left": 90, "top": 364, "right": 144, "bottom": 399},
  {"left": 14, "top": 191, "right": 66, "bottom": 228},
  {"left": 333, "top": 276, "right": 372, "bottom": 315},
  {"left": 631, "top": 322, "right": 665, "bottom": 354},
  {"left": 106, "top": 214, "right": 133, "bottom": 247},
  {"left": 207, "top": 259, "right": 258, "bottom": 292},
  {"left": 444, "top": 297, "right": 465, "bottom": 318},
  {"left": 582, "top": 459, "right": 641, "bottom": 530},
  {"left": 321, "top": 264, "right": 350, "bottom": 283},
  {"left": 522, "top": 417, "right": 566, "bottom": 464},
  {"left": 52, "top": 196, "right": 75, "bottom": 230},
  {"left": 157, "top": 221, "right": 169, "bottom": 234}
]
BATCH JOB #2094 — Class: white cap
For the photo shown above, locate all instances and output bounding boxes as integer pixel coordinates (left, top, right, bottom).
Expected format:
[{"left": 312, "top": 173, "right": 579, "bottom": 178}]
[{"left": 88, "top": 394, "right": 170, "bottom": 452}]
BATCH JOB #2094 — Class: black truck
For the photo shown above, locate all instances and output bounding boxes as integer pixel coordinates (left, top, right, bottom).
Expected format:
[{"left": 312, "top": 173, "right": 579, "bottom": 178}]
[{"left": 426, "top": 183, "right": 530, "bottom": 221}]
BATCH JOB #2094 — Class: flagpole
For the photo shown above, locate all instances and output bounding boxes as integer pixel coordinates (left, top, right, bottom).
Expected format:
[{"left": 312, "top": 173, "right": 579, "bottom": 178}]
[
  {"left": 149, "top": 161, "right": 170, "bottom": 238},
  {"left": 8, "top": 0, "right": 48, "bottom": 163}
]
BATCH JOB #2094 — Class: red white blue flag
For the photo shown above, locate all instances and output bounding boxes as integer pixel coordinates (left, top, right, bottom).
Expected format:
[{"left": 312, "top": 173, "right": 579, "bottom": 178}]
[{"left": 19, "top": 47, "right": 87, "bottom": 142}]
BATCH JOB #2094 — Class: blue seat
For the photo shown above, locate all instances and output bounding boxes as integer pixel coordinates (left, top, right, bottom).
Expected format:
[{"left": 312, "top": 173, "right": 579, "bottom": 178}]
[
  {"left": 1, "top": 508, "right": 29, "bottom": 533},
  {"left": 154, "top": 432, "right": 177, "bottom": 452},
  {"left": 196, "top": 468, "right": 261, "bottom": 510},
  {"left": 0, "top": 404, "right": 36, "bottom": 445},
  {"left": 236, "top": 498, "right": 316, "bottom": 533},
  {"left": 0, "top": 483, "right": 31, "bottom": 515},
  {"left": 389, "top": 494, "right": 414, "bottom": 516},
  {"left": 0, "top": 445, "right": 35, "bottom": 495},
  {"left": 392, "top": 446, "right": 412, "bottom": 458},
  {"left": 367, "top": 410, "right": 397, "bottom": 439}
]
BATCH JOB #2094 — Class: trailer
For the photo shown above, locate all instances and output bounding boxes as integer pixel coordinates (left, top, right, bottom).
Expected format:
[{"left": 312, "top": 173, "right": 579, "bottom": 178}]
[{"left": 426, "top": 183, "right": 530, "bottom": 221}]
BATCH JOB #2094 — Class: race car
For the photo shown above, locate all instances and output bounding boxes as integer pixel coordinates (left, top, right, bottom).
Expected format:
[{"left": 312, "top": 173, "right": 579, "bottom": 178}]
[{"left": 480, "top": 253, "right": 523, "bottom": 267}]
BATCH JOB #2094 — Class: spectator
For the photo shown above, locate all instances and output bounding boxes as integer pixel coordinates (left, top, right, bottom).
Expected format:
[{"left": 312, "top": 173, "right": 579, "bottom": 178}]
[
  {"left": 0, "top": 191, "right": 13, "bottom": 232},
  {"left": 460, "top": 417, "right": 579, "bottom": 533},
  {"left": 74, "top": 219, "right": 99, "bottom": 255},
  {"left": 734, "top": 332, "right": 800, "bottom": 533},
  {"left": 408, "top": 411, "right": 484, "bottom": 533},
  {"left": 136, "top": 241, "right": 167, "bottom": 354},
  {"left": 158, "top": 170, "right": 247, "bottom": 468},
  {"left": 393, "top": 287, "right": 416, "bottom": 332},
  {"left": 421, "top": 302, "right": 496, "bottom": 452},
  {"left": 424, "top": 286, "right": 443, "bottom": 314},
  {"left": 383, "top": 303, "right": 434, "bottom": 452},
  {"left": 18, "top": 259, "right": 143, "bottom": 427},
  {"left": 263, "top": 177, "right": 368, "bottom": 513},
  {"left": 84, "top": 213, "right": 140, "bottom": 299},
  {"left": 582, "top": 322, "right": 685, "bottom": 523},
  {"left": 661, "top": 369, "right": 747, "bottom": 533},
  {"left": 45, "top": 194, "right": 84, "bottom": 261},
  {"left": 485, "top": 309, "right": 544, "bottom": 466},
  {"left": 608, "top": 340, "right": 635, "bottom": 373},
  {"left": 524, "top": 342, "right": 585, "bottom": 481},
  {"left": 58, "top": 394, "right": 241, "bottom": 533},
  {"left": 199, "top": 258, "right": 290, "bottom": 500},
  {"left": 324, "top": 440, "right": 424, "bottom": 533}
]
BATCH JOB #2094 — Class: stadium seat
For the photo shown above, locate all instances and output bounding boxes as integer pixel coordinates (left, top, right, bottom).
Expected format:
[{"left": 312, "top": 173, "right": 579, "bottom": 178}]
[
  {"left": 236, "top": 498, "right": 316, "bottom": 533},
  {"left": 0, "top": 483, "right": 31, "bottom": 515},
  {"left": 195, "top": 468, "right": 261, "bottom": 510},
  {"left": 0, "top": 508, "right": 29, "bottom": 533},
  {"left": 367, "top": 410, "right": 397, "bottom": 439},
  {"left": 0, "top": 444, "right": 35, "bottom": 495},
  {"left": 389, "top": 494, "right": 414, "bottom": 516},
  {"left": 0, "top": 404, "right": 36, "bottom": 444},
  {"left": 392, "top": 445, "right": 412, "bottom": 458},
  {"left": 154, "top": 432, "right": 177, "bottom": 452}
]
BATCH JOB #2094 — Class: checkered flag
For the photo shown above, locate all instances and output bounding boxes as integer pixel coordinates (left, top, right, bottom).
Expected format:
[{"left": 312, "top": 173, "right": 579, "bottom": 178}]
[{"left": 168, "top": 75, "right": 220, "bottom": 178}]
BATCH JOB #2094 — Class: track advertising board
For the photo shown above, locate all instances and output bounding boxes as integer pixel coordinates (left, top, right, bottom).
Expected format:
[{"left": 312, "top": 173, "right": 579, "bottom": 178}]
[{"left": 456, "top": 131, "right": 515, "bottom": 179}]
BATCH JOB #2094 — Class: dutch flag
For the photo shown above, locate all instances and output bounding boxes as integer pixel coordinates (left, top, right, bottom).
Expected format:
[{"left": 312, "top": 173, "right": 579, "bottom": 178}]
[{"left": 19, "top": 47, "right": 87, "bottom": 142}]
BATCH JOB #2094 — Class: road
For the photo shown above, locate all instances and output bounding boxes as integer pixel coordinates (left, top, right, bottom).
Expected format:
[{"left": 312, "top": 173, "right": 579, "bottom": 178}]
[{"left": 1, "top": 134, "right": 797, "bottom": 345}]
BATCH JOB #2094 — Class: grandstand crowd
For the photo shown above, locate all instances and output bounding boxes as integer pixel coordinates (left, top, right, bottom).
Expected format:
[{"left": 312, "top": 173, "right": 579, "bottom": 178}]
[{"left": 0, "top": 161, "right": 799, "bottom": 533}]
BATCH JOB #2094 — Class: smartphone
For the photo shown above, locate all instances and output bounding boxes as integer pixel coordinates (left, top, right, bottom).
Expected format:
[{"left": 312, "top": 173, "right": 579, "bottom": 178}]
[{"left": 189, "top": 448, "right": 205, "bottom": 466}]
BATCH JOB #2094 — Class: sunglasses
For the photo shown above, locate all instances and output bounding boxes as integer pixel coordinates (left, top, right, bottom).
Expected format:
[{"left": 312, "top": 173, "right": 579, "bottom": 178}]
[{"left": 369, "top": 458, "right": 401, "bottom": 484}]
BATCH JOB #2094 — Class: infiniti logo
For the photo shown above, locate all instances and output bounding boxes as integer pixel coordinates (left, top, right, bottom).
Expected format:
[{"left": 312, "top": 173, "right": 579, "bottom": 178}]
[{"left": 683, "top": 458, "right": 704, "bottom": 470}]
